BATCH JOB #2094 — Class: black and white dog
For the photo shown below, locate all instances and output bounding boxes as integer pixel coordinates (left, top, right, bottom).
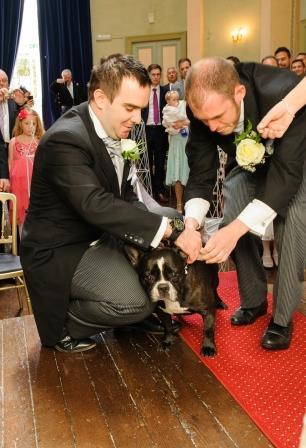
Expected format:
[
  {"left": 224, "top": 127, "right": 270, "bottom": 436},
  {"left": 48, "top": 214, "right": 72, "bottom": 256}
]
[{"left": 127, "top": 246, "right": 227, "bottom": 357}]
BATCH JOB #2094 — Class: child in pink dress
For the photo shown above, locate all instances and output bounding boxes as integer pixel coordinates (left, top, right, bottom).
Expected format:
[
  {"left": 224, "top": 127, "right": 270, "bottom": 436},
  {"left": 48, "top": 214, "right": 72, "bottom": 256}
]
[{"left": 8, "top": 107, "right": 44, "bottom": 235}]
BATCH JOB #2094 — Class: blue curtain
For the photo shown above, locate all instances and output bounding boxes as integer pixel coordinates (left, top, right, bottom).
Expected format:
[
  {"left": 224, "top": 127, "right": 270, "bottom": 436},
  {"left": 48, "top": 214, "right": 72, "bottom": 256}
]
[
  {"left": 0, "top": 0, "right": 24, "bottom": 79},
  {"left": 37, "top": 0, "right": 93, "bottom": 128}
]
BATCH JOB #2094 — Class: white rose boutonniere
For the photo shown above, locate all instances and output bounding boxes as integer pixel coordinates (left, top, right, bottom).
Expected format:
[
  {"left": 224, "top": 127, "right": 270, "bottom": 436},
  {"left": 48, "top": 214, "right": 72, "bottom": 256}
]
[
  {"left": 121, "top": 139, "right": 145, "bottom": 162},
  {"left": 235, "top": 120, "right": 274, "bottom": 173}
]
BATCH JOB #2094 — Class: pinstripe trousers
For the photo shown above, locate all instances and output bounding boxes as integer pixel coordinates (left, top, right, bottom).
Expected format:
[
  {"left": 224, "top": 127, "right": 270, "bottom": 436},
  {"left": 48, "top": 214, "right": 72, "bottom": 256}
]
[
  {"left": 66, "top": 204, "right": 180, "bottom": 339},
  {"left": 222, "top": 162, "right": 306, "bottom": 325}
]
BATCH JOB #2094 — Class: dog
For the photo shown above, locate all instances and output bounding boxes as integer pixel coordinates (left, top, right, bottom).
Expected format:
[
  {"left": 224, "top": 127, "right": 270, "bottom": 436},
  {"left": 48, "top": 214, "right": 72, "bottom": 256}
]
[{"left": 126, "top": 246, "right": 227, "bottom": 357}]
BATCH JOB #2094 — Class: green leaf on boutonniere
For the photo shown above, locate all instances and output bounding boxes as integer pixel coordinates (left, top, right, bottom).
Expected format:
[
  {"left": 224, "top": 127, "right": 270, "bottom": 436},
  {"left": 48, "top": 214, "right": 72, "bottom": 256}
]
[{"left": 234, "top": 119, "right": 261, "bottom": 145}]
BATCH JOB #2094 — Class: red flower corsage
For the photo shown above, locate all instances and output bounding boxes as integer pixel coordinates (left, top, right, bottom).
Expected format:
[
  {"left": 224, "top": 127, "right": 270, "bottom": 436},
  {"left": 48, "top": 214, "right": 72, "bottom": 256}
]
[{"left": 18, "top": 109, "right": 28, "bottom": 120}]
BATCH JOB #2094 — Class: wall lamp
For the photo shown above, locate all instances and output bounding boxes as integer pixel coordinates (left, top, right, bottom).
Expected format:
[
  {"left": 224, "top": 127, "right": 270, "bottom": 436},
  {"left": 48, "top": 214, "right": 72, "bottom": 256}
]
[{"left": 231, "top": 27, "right": 246, "bottom": 43}]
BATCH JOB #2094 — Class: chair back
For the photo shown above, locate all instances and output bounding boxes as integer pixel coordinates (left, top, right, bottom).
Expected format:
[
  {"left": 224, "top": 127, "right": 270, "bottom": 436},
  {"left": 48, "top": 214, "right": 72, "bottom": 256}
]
[{"left": 0, "top": 192, "right": 18, "bottom": 255}]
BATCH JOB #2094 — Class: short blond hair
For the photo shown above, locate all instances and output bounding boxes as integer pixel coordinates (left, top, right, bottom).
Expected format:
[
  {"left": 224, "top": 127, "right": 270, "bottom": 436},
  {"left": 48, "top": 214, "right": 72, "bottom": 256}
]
[
  {"left": 165, "top": 90, "right": 179, "bottom": 102},
  {"left": 185, "top": 57, "right": 240, "bottom": 110}
]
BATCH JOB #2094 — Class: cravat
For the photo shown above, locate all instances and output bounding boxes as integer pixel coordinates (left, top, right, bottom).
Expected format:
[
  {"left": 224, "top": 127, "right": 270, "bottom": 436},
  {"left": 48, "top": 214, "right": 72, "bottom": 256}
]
[
  {"left": 102, "top": 136, "right": 124, "bottom": 191},
  {"left": 152, "top": 88, "right": 159, "bottom": 125}
]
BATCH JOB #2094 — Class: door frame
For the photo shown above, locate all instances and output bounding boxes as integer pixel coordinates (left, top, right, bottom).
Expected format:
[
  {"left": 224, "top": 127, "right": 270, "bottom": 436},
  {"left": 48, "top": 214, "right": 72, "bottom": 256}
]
[{"left": 125, "top": 32, "right": 187, "bottom": 59}]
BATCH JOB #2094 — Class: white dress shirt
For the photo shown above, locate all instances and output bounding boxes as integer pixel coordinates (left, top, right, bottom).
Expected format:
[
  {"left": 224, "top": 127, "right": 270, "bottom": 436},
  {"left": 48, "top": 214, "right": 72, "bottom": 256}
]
[
  {"left": 0, "top": 101, "right": 10, "bottom": 143},
  {"left": 184, "top": 100, "right": 276, "bottom": 236}
]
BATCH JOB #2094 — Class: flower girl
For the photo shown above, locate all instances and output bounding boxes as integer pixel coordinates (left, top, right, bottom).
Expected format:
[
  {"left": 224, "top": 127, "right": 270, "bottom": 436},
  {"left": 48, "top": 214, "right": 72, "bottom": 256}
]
[{"left": 8, "top": 107, "right": 44, "bottom": 235}]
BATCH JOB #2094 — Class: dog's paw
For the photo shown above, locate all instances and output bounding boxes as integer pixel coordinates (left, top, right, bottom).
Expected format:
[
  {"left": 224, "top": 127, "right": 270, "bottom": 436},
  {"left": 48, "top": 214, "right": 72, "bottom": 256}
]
[
  {"left": 201, "top": 345, "right": 217, "bottom": 357},
  {"left": 159, "top": 334, "right": 176, "bottom": 351}
]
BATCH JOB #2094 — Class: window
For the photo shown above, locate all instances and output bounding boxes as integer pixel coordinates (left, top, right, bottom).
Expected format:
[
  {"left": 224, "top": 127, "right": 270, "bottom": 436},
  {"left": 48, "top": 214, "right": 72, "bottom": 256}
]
[{"left": 11, "top": 0, "right": 42, "bottom": 118}]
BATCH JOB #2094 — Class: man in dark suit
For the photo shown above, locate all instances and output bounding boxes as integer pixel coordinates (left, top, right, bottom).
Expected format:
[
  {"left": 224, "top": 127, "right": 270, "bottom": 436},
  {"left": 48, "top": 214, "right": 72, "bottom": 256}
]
[
  {"left": 141, "top": 64, "right": 169, "bottom": 202},
  {"left": 180, "top": 57, "right": 305, "bottom": 350},
  {"left": 20, "top": 54, "right": 201, "bottom": 353},
  {"left": 50, "top": 68, "right": 84, "bottom": 115},
  {"left": 0, "top": 69, "right": 18, "bottom": 191}
]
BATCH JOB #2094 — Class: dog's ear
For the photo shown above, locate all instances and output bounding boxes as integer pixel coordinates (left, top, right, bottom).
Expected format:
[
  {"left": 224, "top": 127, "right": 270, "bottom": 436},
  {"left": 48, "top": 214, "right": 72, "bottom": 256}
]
[
  {"left": 177, "top": 249, "right": 188, "bottom": 261},
  {"left": 124, "top": 245, "right": 142, "bottom": 267}
]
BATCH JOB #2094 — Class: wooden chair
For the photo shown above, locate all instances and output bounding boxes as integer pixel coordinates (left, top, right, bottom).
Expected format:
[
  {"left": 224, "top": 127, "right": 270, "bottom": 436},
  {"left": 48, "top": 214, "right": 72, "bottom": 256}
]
[{"left": 0, "top": 192, "right": 32, "bottom": 315}]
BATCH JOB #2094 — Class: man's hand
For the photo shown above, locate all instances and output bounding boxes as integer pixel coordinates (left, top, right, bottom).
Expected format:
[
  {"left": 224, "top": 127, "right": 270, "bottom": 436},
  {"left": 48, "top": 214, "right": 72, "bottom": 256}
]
[
  {"left": 198, "top": 219, "right": 249, "bottom": 264},
  {"left": 0, "top": 88, "right": 9, "bottom": 102},
  {"left": 12, "top": 89, "right": 26, "bottom": 106},
  {"left": 56, "top": 78, "right": 65, "bottom": 84},
  {"left": 174, "top": 227, "right": 202, "bottom": 263},
  {"left": 257, "top": 100, "right": 294, "bottom": 139},
  {"left": 0, "top": 179, "right": 10, "bottom": 192}
]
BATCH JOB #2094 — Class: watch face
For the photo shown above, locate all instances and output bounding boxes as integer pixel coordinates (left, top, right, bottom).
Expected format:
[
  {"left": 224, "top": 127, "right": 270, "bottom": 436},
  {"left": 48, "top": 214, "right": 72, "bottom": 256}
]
[{"left": 173, "top": 218, "right": 185, "bottom": 231}]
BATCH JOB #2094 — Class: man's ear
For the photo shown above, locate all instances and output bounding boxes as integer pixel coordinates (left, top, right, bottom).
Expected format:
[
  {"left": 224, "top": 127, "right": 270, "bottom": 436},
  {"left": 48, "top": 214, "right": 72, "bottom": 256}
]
[
  {"left": 124, "top": 245, "right": 142, "bottom": 267},
  {"left": 234, "top": 84, "right": 246, "bottom": 103},
  {"left": 93, "top": 88, "right": 107, "bottom": 110}
]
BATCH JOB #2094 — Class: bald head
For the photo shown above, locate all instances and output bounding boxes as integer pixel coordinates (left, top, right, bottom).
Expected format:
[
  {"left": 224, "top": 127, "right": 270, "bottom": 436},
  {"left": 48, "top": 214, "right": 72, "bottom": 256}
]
[
  {"left": 0, "top": 69, "right": 9, "bottom": 89},
  {"left": 185, "top": 57, "right": 240, "bottom": 111}
]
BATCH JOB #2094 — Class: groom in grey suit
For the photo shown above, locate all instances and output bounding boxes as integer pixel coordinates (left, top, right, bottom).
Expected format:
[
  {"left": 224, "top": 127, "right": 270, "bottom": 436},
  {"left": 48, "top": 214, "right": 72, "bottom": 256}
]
[
  {"left": 20, "top": 54, "right": 202, "bottom": 353},
  {"left": 182, "top": 57, "right": 305, "bottom": 350}
]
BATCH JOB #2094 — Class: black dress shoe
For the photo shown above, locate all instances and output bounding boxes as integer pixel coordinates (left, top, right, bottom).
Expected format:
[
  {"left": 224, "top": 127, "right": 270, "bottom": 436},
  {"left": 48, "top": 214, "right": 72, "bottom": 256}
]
[
  {"left": 231, "top": 301, "right": 268, "bottom": 325},
  {"left": 261, "top": 319, "right": 293, "bottom": 350},
  {"left": 54, "top": 335, "right": 97, "bottom": 353}
]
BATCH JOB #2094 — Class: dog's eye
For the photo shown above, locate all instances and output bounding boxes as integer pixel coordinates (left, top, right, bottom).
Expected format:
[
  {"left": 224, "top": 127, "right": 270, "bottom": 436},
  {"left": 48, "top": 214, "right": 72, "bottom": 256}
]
[{"left": 144, "top": 271, "right": 154, "bottom": 282}]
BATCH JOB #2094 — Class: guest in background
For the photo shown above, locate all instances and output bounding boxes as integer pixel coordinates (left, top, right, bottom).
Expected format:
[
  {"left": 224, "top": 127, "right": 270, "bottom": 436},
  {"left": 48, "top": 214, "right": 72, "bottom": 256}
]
[
  {"left": 142, "top": 64, "right": 169, "bottom": 203},
  {"left": 164, "top": 66, "right": 184, "bottom": 99},
  {"left": 50, "top": 68, "right": 84, "bottom": 115},
  {"left": 261, "top": 55, "right": 278, "bottom": 67},
  {"left": 291, "top": 59, "right": 305, "bottom": 77},
  {"left": 296, "top": 52, "right": 306, "bottom": 70},
  {"left": 0, "top": 69, "right": 18, "bottom": 191},
  {"left": 174, "top": 58, "right": 192, "bottom": 99},
  {"left": 162, "top": 90, "right": 190, "bottom": 212},
  {"left": 274, "top": 46, "right": 291, "bottom": 68},
  {"left": 8, "top": 107, "right": 44, "bottom": 235}
]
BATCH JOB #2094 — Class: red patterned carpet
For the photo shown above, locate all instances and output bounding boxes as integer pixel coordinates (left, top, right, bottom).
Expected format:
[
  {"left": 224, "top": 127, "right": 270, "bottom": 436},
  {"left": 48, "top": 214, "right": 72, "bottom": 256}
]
[{"left": 179, "top": 271, "right": 306, "bottom": 448}]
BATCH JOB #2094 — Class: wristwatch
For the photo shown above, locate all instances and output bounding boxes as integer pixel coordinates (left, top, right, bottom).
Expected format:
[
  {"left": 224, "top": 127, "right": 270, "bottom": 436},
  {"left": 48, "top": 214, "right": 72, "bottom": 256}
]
[{"left": 168, "top": 218, "right": 185, "bottom": 242}]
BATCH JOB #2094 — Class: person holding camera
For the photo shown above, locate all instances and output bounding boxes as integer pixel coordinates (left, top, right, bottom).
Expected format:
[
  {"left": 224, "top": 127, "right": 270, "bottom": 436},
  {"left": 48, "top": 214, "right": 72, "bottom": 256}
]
[{"left": 0, "top": 69, "right": 18, "bottom": 190}]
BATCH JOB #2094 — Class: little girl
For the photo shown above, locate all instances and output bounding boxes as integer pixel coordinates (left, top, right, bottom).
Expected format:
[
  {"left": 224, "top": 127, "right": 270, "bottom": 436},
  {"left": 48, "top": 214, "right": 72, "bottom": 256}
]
[
  {"left": 162, "top": 90, "right": 190, "bottom": 213},
  {"left": 8, "top": 106, "right": 44, "bottom": 235}
]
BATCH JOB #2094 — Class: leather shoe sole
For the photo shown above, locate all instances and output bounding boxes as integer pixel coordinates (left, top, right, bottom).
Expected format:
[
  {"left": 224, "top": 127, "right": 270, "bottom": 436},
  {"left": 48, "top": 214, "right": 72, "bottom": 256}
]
[
  {"left": 231, "top": 301, "right": 268, "bottom": 326},
  {"left": 261, "top": 320, "right": 292, "bottom": 350},
  {"left": 54, "top": 336, "right": 97, "bottom": 353}
]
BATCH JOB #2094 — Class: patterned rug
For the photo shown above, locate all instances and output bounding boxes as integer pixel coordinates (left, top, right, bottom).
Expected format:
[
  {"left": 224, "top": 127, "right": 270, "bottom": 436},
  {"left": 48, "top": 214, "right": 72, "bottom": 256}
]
[{"left": 179, "top": 271, "right": 306, "bottom": 448}]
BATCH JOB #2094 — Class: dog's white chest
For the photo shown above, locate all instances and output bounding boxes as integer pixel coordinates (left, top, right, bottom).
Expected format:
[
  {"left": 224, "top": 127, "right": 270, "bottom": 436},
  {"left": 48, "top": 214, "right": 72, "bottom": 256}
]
[{"left": 161, "top": 301, "right": 189, "bottom": 314}]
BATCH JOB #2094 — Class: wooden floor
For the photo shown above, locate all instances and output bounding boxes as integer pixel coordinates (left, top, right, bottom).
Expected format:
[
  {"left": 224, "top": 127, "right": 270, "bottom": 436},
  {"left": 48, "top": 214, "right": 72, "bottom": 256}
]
[{"left": 0, "top": 272, "right": 305, "bottom": 448}]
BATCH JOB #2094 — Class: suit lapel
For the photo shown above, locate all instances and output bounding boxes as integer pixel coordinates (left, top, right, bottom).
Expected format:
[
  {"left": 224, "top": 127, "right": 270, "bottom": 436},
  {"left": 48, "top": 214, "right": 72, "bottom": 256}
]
[
  {"left": 78, "top": 103, "right": 121, "bottom": 196},
  {"left": 243, "top": 86, "right": 260, "bottom": 130}
]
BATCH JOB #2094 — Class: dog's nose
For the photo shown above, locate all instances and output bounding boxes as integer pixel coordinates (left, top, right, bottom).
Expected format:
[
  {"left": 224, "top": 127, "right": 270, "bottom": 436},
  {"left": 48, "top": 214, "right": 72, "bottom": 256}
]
[{"left": 158, "top": 283, "right": 169, "bottom": 294}]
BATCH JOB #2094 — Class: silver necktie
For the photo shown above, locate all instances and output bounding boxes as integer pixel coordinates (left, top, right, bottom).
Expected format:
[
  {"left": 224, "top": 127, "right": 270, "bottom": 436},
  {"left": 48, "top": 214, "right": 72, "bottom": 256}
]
[{"left": 102, "top": 137, "right": 124, "bottom": 191}]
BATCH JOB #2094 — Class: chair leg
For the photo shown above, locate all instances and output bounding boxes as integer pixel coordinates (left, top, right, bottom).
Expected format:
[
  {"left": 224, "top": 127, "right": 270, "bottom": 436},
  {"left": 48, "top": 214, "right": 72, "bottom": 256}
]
[
  {"left": 23, "top": 277, "right": 32, "bottom": 314},
  {"left": 15, "top": 277, "right": 24, "bottom": 315}
]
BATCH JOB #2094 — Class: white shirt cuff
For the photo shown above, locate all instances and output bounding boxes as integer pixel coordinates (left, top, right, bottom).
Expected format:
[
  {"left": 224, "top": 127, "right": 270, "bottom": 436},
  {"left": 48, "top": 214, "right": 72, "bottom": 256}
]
[
  {"left": 238, "top": 199, "right": 277, "bottom": 237},
  {"left": 151, "top": 216, "right": 168, "bottom": 248},
  {"left": 184, "top": 198, "right": 210, "bottom": 228}
]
